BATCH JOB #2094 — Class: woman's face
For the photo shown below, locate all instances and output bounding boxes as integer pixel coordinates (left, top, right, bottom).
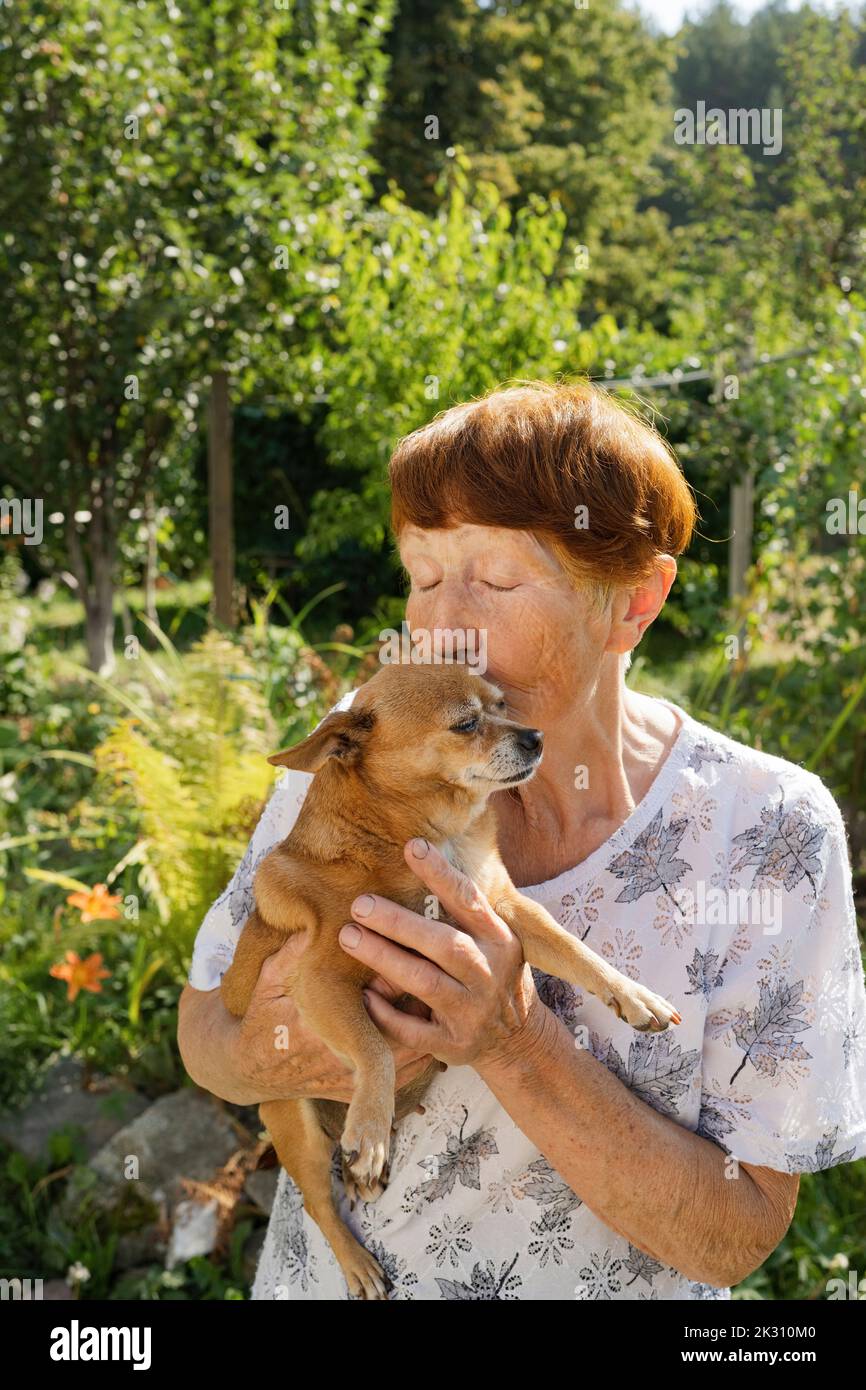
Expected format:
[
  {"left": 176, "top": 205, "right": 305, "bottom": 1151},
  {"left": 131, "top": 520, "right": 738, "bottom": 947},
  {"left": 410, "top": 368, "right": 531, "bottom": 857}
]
[{"left": 398, "top": 521, "right": 611, "bottom": 722}]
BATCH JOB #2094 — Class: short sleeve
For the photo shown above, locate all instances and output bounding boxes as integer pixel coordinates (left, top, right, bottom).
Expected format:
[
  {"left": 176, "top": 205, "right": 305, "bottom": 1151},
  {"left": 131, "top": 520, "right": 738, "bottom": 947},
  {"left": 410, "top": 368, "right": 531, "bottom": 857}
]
[
  {"left": 186, "top": 688, "right": 360, "bottom": 990},
  {"left": 697, "top": 777, "right": 866, "bottom": 1174}
]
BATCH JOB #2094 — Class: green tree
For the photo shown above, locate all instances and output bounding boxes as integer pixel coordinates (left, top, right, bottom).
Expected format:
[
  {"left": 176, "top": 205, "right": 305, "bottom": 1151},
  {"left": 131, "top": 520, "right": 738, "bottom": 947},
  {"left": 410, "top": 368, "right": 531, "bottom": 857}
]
[
  {"left": 371, "top": 0, "right": 677, "bottom": 320},
  {"left": 297, "top": 158, "right": 635, "bottom": 567},
  {"left": 0, "top": 0, "right": 392, "bottom": 670}
]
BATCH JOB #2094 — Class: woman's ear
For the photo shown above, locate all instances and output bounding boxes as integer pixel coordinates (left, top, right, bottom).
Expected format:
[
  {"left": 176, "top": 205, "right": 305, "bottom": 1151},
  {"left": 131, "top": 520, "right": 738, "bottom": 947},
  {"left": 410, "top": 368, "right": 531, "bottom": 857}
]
[
  {"left": 605, "top": 557, "right": 677, "bottom": 654},
  {"left": 267, "top": 708, "right": 376, "bottom": 773}
]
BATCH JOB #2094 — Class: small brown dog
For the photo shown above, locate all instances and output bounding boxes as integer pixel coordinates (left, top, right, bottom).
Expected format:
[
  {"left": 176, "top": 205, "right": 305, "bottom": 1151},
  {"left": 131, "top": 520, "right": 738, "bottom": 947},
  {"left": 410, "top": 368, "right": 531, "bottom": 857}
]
[{"left": 221, "top": 661, "right": 681, "bottom": 1298}]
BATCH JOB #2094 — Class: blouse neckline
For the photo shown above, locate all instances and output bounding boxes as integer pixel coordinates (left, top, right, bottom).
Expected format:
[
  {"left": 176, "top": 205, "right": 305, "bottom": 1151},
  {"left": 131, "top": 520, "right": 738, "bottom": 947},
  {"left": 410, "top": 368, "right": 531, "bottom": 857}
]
[{"left": 517, "top": 697, "right": 702, "bottom": 898}]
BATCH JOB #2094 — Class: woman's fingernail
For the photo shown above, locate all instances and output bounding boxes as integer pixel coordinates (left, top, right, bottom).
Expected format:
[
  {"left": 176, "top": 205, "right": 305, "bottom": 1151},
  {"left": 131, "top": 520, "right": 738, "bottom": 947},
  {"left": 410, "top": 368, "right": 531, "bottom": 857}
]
[
  {"left": 352, "top": 894, "right": 375, "bottom": 916},
  {"left": 340, "top": 924, "right": 362, "bottom": 948},
  {"left": 411, "top": 837, "right": 429, "bottom": 858}
]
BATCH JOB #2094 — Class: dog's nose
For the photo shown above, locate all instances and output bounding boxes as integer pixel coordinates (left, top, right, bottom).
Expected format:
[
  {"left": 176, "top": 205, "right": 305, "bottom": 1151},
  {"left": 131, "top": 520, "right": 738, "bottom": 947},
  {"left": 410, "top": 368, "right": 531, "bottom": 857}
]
[{"left": 516, "top": 727, "right": 543, "bottom": 753}]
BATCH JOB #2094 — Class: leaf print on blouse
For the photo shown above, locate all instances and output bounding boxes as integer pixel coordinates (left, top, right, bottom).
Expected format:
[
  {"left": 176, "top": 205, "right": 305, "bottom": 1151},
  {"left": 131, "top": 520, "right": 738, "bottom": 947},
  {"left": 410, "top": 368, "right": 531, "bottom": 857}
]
[
  {"left": 558, "top": 882, "right": 604, "bottom": 939},
  {"left": 357, "top": 1198, "right": 393, "bottom": 1242},
  {"left": 671, "top": 784, "right": 718, "bottom": 842},
  {"left": 785, "top": 1125, "right": 856, "bottom": 1173},
  {"left": 437, "top": 1253, "right": 523, "bottom": 1300},
  {"left": 694, "top": 1282, "right": 731, "bottom": 1300},
  {"left": 622, "top": 1245, "right": 665, "bottom": 1289},
  {"left": 688, "top": 741, "right": 733, "bottom": 772},
  {"left": 709, "top": 854, "right": 754, "bottom": 968},
  {"left": 696, "top": 1082, "right": 755, "bottom": 1149},
  {"left": 601, "top": 927, "right": 644, "bottom": 981},
  {"left": 528, "top": 1211, "right": 575, "bottom": 1268},
  {"left": 729, "top": 977, "right": 813, "bottom": 1085},
  {"left": 361, "top": 1239, "right": 419, "bottom": 1300},
  {"left": 719, "top": 925, "right": 753, "bottom": 973},
  {"left": 214, "top": 838, "right": 273, "bottom": 932},
  {"left": 607, "top": 809, "right": 692, "bottom": 910},
  {"left": 653, "top": 887, "right": 696, "bottom": 948},
  {"left": 595, "top": 1031, "right": 701, "bottom": 1119},
  {"left": 425, "top": 1212, "right": 473, "bottom": 1269},
  {"left": 402, "top": 1106, "right": 499, "bottom": 1212},
  {"left": 521, "top": 1154, "right": 582, "bottom": 1226},
  {"left": 842, "top": 1017, "right": 866, "bottom": 1071},
  {"left": 710, "top": 850, "right": 740, "bottom": 892},
  {"left": 814, "top": 1071, "right": 859, "bottom": 1131},
  {"left": 730, "top": 794, "right": 827, "bottom": 895},
  {"left": 804, "top": 886, "right": 832, "bottom": 936},
  {"left": 530, "top": 966, "right": 583, "bottom": 1030},
  {"left": 684, "top": 948, "right": 726, "bottom": 998},
  {"left": 267, "top": 1176, "right": 319, "bottom": 1294},
  {"left": 574, "top": 1248, "right": 623, "bottom": 1300},
  {"left": 813, "top": 967, "right": 852, "bottom": 1039},
  {"left": 753, "top": 939, "right": 799, "bottom": 988}
]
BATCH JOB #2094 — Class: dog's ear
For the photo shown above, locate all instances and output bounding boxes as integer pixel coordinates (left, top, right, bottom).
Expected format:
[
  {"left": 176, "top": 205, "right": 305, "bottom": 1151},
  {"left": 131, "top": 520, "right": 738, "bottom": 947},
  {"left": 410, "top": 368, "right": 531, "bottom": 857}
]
[{"left": 267, "top": 708, "right": 376, "bottom": 774}]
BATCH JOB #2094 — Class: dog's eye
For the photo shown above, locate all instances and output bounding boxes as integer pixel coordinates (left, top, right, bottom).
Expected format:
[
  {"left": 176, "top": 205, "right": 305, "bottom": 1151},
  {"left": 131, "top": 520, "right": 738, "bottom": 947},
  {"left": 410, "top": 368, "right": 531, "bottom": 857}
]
[{"left": 451, "top": 716, "right": 479, "bottom": 734}]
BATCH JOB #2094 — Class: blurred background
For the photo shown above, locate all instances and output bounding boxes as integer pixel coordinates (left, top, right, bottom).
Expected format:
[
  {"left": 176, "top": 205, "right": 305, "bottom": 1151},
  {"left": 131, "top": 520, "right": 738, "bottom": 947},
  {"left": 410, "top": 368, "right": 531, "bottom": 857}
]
[{"left": 0, "top": 0, "right": 864, "bottom": 1299}]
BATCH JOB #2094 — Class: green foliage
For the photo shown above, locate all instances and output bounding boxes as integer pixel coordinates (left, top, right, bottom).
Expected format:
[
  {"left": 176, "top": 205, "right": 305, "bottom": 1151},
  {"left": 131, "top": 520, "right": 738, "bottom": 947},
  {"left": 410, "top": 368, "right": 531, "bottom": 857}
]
[
  {"left": 87, "top": 630, "right": 276, "bottom": 973},
  {"left": 298, "top": 160, "right": 591, "bottom": 558},
  {"left": 109, "top": 1253, "right": 249, "bottom": 1301},
  {"left": 733, "top": 1163, "right": 866, "bottom": 1300},
  {"left": 0, "top": 0, "right": 395, "bottom": 666},
  {"left": 0, "top": 551, "right": 38, "bottom": 716},
  {"left": 372, "top": 0, "right": 677, "bottom": 319}
]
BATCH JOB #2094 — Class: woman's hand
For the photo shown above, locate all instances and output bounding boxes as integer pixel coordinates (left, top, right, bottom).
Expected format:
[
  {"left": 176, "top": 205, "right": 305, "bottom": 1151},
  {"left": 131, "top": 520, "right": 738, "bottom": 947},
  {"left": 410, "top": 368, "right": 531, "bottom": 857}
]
[
  {"left": 337, "top": 837, "right": 550, "bottom": 1070},
  {"left": 231, "top": 931, "right": 437, "bottom": 1104}
]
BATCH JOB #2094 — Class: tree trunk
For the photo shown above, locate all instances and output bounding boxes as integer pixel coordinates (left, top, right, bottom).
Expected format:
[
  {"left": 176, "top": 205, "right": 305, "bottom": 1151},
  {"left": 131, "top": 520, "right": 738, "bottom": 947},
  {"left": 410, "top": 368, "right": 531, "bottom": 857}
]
[
  {"left": 67, "top": 502, "right": 117, "bottom": 675},
  {"left": 728, "top": 467, "right": 755, "bottom": 602},
  {"left": 144, "top": 489, "right": 159, "bottom": 629},
  {"left": 208, "top": 370, "right": 235, "bottom": 628},
  {"left": 84, "top": 589, "right": 116, "bottom": 675}
]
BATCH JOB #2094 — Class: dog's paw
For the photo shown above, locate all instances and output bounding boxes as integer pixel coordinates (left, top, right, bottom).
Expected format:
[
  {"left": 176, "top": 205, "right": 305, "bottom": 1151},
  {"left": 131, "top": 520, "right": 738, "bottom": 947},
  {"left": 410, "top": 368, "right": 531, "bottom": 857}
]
[
  {"left": 341, "top": 1100, "right": 394, "bottom": 1192},
  {"left": 605, "top": 980, "right": 682, "bottom": 1032},
  {"left": 342, "top": 1150, "right": 391, "bottom": 1208},
  {"left": 340, "top": 1243, "right": 391, "bottom": 1300}
]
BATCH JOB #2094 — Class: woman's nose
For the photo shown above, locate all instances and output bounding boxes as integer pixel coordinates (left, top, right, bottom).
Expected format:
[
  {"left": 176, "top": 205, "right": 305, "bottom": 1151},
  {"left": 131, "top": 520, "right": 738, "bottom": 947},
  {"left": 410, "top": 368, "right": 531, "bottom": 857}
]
[{"left": 423, "top": 581, "right": 480, "bottom": 632}]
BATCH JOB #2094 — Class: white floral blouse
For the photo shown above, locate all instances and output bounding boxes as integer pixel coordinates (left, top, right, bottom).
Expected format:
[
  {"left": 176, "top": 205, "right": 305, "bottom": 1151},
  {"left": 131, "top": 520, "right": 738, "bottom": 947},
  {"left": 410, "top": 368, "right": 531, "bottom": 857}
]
[{"left": 188, "top": 692, "right": 866, "bottom": 1300}]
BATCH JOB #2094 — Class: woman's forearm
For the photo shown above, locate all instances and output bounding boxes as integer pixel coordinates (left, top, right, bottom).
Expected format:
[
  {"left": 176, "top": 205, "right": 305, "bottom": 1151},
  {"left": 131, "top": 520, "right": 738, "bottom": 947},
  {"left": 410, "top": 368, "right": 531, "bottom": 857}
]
[
  {"left": 177, "top": 984, "right": 263, "bottom": 1105},
  {"left": 475, "top": 1004, "right": 779, "bottom": 1287}
]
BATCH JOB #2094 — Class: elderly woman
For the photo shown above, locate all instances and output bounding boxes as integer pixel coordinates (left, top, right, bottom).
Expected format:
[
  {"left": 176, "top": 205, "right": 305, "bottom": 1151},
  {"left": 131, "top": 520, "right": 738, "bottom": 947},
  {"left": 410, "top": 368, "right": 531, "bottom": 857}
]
[{"left": 178, "top": 380, "right": 866, "bottom": 1300}]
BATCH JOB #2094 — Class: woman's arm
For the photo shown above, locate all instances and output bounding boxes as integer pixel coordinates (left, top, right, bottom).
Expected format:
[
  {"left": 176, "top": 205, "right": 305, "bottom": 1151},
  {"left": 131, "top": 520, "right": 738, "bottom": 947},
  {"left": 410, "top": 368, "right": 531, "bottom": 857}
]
[
  {"left": 474, "top": 1003, "right": 799, "bottom": 1287},
  {"left": 178, "top": 983, "right": 262, "bottom": 1105},
  {"left": 178, "top": 933, "right": 437, "bottom": 1107},
  {"left": 337, "top": 837, "right": 799, "bottom": 1289}
]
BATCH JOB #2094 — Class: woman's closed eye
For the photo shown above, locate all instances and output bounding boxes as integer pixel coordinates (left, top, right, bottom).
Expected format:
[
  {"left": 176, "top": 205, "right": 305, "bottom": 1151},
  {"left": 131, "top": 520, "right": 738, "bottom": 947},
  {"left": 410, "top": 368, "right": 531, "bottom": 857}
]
[{"left": 413, "top": 578, "right": 518, "bottom": 593}]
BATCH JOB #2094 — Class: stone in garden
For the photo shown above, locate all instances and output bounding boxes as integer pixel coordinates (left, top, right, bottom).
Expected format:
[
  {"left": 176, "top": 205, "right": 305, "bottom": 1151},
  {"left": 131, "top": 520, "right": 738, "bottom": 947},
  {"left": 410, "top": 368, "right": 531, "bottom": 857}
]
[
  {"left": 115, "top": 1224, "right": 167, "bottom": 1273},
  {"left": 244, "top": 1166, "right": 279, "bottom": 1214},
  {"left": 0, "top": 1056, "right": 149, "bottom": 1163},
  {"left": 85, "top": 1088, "right": 240, "bottom": 1212},
  {"left": 166, "top": 1197, "right": 220, "bottom": 1269}
]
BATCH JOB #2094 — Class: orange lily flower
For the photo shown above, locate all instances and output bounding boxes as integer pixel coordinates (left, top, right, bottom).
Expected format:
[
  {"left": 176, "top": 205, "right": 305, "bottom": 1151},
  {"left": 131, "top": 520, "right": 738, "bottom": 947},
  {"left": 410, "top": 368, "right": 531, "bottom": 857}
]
[
  {"left": 66, "top": 883, "right": 122, "bottom": 922},
  {"left": 49, "top": 951, "right": 111, "bottom": 1002}
]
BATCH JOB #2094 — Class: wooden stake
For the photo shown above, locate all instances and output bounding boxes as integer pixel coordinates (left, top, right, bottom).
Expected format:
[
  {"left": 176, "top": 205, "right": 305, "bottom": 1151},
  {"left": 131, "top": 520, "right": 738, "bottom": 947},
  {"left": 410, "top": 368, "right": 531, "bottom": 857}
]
[{"left": 208, "top": 369, "right": 235, "bottom": 628}]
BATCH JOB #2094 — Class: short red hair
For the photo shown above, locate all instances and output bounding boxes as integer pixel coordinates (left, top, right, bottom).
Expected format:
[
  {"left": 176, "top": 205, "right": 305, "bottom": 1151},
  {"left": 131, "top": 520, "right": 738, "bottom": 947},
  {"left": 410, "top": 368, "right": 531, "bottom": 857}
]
[{"left": 388, "top": 379, "right": 697, "bottom": 590}]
